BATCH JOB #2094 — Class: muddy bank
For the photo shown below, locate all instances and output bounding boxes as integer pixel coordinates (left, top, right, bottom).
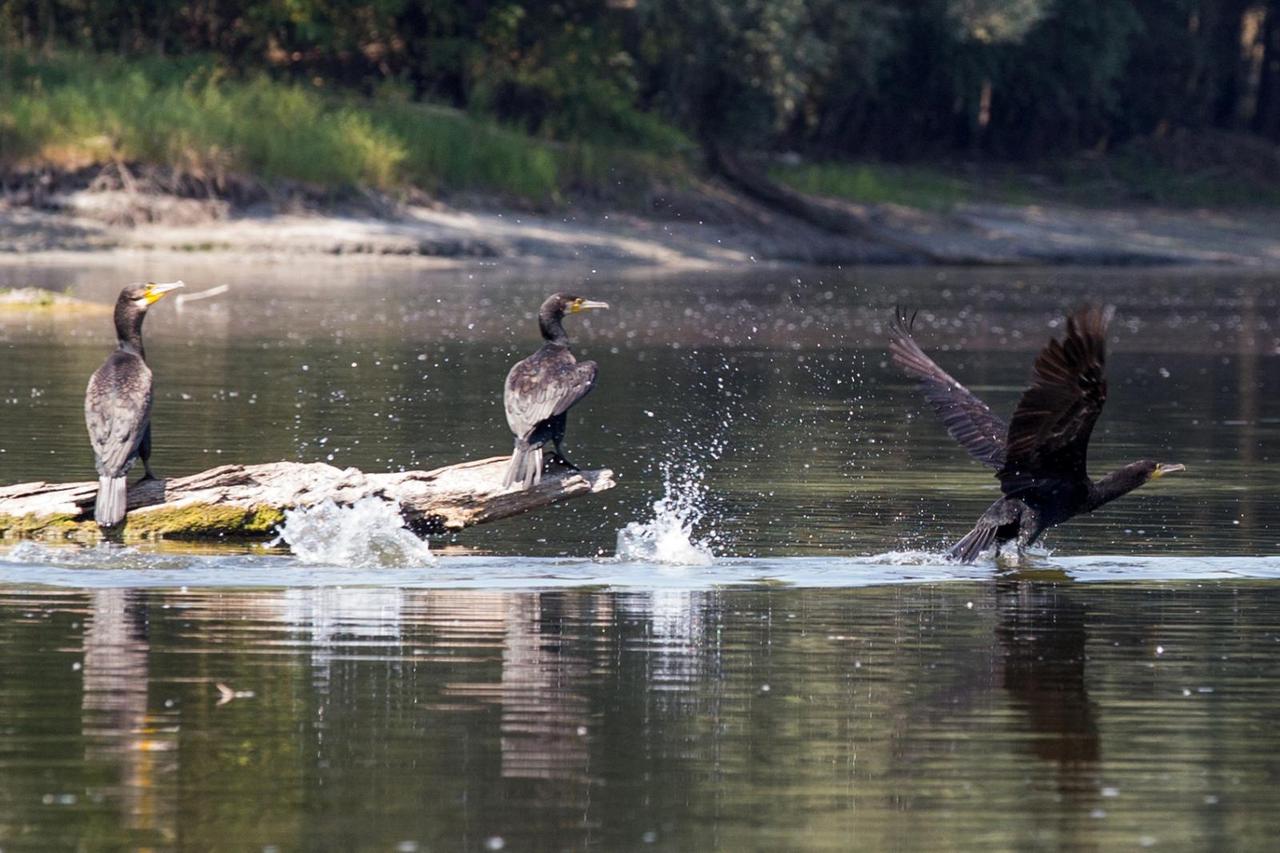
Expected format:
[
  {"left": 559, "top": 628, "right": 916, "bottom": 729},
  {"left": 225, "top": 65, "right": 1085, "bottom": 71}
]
[{"left": 4, "top": 175, "right": 1280, "bottom": 268}]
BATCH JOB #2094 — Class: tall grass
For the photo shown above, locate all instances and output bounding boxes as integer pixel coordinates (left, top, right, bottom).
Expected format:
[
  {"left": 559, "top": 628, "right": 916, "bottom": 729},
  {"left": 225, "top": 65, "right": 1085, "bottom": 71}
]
[{"left": 0, "top": 53, "right": 688, "bottom": 204}]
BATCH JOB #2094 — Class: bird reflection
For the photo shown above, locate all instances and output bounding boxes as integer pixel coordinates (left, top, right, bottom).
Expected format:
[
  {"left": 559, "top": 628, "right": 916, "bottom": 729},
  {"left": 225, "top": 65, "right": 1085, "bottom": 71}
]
[
  {"left": 498, "top": 593, "right": 594, "bottom": 783},
  {"left": 995, "top": 578, "right": 1099, "bottom": 796},
  {"left": 81, "top": 589, "right": 178, "bottom": 844}
]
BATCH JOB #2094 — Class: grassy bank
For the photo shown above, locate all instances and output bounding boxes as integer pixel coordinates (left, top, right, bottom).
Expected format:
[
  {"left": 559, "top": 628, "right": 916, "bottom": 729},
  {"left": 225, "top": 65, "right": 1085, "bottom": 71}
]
[
  {"left": 771, "top": 144, "right": 1280, "bottom": 210},
  {"left": 0, "top": 53, "right": 691, "bottom": 205},
  {"left": 6, "top": 52, "right": 1279, "bottom": 216}
]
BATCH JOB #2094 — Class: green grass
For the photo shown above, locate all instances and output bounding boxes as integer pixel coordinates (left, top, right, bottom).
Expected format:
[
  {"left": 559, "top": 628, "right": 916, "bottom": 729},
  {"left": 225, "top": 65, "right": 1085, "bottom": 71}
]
[
  {"left": 769, "top": 161, "right": 988, "bottom": 210},
  {"left": 771, "top": 154, "right": 1280, "bottom": 211},
  {"left": 0, "top": 52, "right": 690, "bottom": 205}
]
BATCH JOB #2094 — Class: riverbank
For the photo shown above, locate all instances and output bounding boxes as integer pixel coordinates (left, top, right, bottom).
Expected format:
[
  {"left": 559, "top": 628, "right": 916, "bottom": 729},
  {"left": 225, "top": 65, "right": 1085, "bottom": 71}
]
[
  {"left": 4, "top": 185, "right": 1280, "bottom": 269},
  {"left": 7, "top": 51, "right": 1280, "bottom": 269}
]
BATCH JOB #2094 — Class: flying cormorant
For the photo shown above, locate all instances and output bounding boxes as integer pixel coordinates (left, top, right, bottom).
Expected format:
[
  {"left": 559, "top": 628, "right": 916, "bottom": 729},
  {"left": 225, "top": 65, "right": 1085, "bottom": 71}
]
[
  {"left": 503, "top": 293, "right": 609, "bottom": 488},
  {"left": 889, "top": 305, "right": 1184, "bottom": 562},
  {"left": 85, "top": 281, "right": 184, "bottom": 527}
]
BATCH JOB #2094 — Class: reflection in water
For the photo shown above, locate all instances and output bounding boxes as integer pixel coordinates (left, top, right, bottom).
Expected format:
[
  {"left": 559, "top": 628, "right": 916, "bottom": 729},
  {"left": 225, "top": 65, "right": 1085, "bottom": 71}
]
[
  {"left": 81, "top": 590, "right": 178, "bottom": 846},
  {"left": 995, "top": 579, "right": 1099, "bottom": 796},
  {"left": 1, "top": 583, "right": 1280, "bottom": 848},
  {"left": 498, "top": 594, "right": 593, "bottom": 783}
]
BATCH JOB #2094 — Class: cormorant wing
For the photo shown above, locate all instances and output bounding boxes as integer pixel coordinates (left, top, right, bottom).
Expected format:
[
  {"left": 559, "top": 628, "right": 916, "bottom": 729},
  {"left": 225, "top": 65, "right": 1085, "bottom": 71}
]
[
  {"left": 999, "top": 305, "right": 1112, "bottom": 490},
  {"left": 889, "top": 309, "right": 1009, "bottom": 469},
  {"left": 85, "top": 354, "right": 153, "bottom": 476},
  {"left": 504, "top": 350, "right": 597, "bottom": 439}
]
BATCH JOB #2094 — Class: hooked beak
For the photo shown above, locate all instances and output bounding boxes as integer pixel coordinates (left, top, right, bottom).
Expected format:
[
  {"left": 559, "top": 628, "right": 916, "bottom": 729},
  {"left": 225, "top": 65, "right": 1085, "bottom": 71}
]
[
  {"left": 1152, "top": 463, "right": 1186, "bottom": 479},
  {"left": 144, "top": 280, "right": 185, "bottom": 305},
  {"left": 570, "top": 299, "right": 610, "bottom": 313}
]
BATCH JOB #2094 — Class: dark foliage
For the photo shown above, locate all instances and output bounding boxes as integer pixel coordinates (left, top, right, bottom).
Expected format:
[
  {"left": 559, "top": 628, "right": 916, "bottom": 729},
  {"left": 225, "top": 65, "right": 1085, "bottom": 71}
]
[{"left": 5, "top": 0, "right": 1280, "bottom": 159}]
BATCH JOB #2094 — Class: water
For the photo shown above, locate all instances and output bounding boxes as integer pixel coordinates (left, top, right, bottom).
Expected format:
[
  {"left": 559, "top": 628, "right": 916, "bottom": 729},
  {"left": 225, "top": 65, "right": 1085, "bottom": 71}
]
[{"left": 2, "top": 258, "right": 1280, "bottom": 848}]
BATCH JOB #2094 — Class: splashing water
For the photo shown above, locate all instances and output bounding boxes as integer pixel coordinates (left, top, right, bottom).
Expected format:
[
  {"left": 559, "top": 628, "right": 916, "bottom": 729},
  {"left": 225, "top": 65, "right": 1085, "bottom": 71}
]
[
  {"left": 274, "top": 497, "right": 433, "bottom": 568},
  {"left": 615, "top": 469, "right": 715, "bottom": 566}
]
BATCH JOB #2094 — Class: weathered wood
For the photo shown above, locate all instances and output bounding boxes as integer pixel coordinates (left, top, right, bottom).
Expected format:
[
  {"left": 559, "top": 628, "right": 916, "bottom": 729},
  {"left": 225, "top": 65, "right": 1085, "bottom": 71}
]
[{"left": 0, "top": 457, "right": 616, "bottom": 541}]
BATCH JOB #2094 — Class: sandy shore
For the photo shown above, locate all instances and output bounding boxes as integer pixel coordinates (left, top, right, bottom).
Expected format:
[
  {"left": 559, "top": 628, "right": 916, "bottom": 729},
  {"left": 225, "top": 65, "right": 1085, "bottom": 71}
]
[{"left": 4, "top": 188, "right": 1280, "bottom": 268}]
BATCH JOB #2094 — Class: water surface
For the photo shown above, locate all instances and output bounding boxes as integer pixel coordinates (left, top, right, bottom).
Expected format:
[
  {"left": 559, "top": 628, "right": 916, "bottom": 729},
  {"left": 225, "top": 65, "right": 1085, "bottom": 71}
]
[{"left": 2, "top": 259, "right": 1279, "bottom": 849}]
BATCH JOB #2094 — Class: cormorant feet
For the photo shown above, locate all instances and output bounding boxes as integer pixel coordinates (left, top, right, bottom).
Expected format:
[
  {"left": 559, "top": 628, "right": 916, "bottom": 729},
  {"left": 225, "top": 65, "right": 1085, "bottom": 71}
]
[{"left": 550, "top": 454, "right": 581, "bottom": 472}]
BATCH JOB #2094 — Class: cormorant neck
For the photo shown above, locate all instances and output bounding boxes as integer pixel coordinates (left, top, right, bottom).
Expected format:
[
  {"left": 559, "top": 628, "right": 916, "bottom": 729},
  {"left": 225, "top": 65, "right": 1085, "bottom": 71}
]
[
  {"left": 539, "top": 312, "right": 569, "bottom": 344},
  {"left": 1088, "top": 463, "right": 1149, "bottom": 511},
  {"left": 115, "top": 303, "right": 147, "bottom": 358}
]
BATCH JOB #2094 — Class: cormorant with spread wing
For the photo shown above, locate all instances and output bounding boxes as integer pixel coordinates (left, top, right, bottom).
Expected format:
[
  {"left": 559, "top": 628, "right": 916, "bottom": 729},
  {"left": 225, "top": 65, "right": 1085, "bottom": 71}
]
[
  {"left": 889, "top": 305, "right": 1184, "bottom": 562},
  {"left": 85, "top": 281, "right": 184, "bottom": 527},
  {"left": 503, "top": 293, "right": 609, "bottom": 488}
]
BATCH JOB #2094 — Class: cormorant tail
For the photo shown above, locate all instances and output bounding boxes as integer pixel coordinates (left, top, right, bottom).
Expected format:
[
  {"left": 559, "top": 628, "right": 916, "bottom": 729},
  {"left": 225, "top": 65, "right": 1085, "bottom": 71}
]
[
  {"left": 95, "top": 475, "right": 127, "bottom": 527},
  {"left": 947, "top": 524, "right": 998, "bottom": 563},
  {"left": 503, "top": 441, "right": 543, "bottom": 489}
]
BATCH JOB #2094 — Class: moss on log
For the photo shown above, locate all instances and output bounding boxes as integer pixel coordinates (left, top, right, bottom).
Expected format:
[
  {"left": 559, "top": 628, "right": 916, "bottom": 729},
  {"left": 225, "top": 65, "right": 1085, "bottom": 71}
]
[{"left": 0, "top": 457, "right": 615, "bottom": 542}]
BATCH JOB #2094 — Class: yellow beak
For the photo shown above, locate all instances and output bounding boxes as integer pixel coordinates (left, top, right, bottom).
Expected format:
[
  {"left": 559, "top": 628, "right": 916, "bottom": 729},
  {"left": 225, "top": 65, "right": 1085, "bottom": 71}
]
[
  {"left": 570, "top": 299, "right": 610, "bottom": 313},
  {"left": 144, "top": 281, "right": 185, "bottom": 304},
  {"left": 1153, "top": 463, "right": 1186, "bottom": 478}
]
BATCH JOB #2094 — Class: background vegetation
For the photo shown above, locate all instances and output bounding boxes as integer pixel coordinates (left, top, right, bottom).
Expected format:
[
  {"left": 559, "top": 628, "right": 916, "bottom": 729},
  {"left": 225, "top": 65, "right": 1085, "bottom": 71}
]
[{"left": 3, "top": 0, "right": 1280, "bottom": 206}]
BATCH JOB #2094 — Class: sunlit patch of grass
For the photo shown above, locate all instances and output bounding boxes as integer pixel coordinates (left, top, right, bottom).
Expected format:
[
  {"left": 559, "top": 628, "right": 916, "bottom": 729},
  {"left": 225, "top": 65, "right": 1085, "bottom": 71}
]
[
  {"left": 769, "top": 161, "right": 985, "bottom": 210},
  {"left": 0, "top": 52, "right": 691, "bottom": 205},
  {"left": 772, "top": 154, "right": 1280, "bottom": 211}
]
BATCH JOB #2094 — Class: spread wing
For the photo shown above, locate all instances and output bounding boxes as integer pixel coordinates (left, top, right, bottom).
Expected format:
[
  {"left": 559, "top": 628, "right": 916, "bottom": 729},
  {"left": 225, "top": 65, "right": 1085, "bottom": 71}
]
[
  {"left": 85, "top": 352, "right": 153, "bottom": 477},
  {"left": 999, "top": 305, "right": 1112, "bottom": 491},
  {"left": 504, "top": 347, "right": 597, "bottom": 439},
  {"left": 889, "top": 308, "right": 1008, "bottom": 469}
]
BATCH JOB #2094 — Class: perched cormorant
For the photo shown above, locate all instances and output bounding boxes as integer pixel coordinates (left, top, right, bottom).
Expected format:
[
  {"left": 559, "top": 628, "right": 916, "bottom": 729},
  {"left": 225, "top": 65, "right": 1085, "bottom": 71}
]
[
  {"left": 503, "top": 293, "right": 609, "bottom": 488},
  {"left": 889, "top": 305, "right": 1184, "bottom": 562},
  {"left": 85, "top": 281, "right": 184, "bottom": 527}
]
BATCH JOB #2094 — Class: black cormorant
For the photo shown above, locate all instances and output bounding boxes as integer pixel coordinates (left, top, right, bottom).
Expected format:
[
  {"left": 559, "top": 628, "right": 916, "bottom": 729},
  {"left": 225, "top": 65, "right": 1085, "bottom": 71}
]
[
  {"left": 503, "top": 293, "right": 609, "bottom": 488},
  {"left": 889, "top": 305, "right": 1184, "bottom": 562},
  {"left": 85, "top": 281, "right": 184, "bottom": 527}
]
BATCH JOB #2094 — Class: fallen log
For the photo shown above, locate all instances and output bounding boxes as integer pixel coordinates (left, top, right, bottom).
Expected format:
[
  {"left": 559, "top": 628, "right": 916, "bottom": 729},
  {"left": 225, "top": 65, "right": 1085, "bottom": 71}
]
[
  {"left": 706, "top": 144, "right": 1013, "bottom": 265},
  {"left": 0, "top": 457, "right": 616, "bottom": 542}
]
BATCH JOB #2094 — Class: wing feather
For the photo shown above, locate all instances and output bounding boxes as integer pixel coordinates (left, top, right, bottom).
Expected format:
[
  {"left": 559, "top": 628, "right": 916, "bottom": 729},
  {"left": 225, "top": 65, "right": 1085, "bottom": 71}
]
[
  {"left": 85, "top": 352, "right": 153, "bottom": 477},
  {"left": 999, "top": 305, "right": 1112, "bottom": 491},
  {"left": 889, "top": 308, "right": 1008, "bottom": 469},
  {"left": 504, "top": 347, "right": 597, "bottom": 440}
]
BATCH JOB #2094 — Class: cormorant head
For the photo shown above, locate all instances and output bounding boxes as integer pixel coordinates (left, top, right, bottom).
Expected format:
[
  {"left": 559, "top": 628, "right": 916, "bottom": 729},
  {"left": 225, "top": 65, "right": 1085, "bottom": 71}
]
[
  {"left": 118, "top": 281, "right": 185, "bottom": 311},
  {"left": 1091, "top": 459, "right": 1185, "bottom": 509},
  {"left": 542, "top": 293, "right": 610, "bottom": 318},
  {"left": 539, "top": 293, "right": 609, "bottom": 341},
  {"left": 114, "top": 281, "right": 184, "bottom": 347},
  {"left": 1126, "top": 459, "right": 1186, "bottom": 487},
  {"left": 1145, "top": 460, "right": 1186, "bottom": 481}
]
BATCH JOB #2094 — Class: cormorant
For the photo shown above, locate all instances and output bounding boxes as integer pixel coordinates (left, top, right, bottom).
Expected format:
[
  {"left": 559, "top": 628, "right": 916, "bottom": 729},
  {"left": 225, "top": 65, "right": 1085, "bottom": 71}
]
[
  {"left": 503, "top": 293, "right": 609, "bottom": 488},
  {"left": 85, "top": 281, "right": 184, "bottom": 527},
  {"left": 889, "top": 305, "right": 1184, "bottom": 562}
]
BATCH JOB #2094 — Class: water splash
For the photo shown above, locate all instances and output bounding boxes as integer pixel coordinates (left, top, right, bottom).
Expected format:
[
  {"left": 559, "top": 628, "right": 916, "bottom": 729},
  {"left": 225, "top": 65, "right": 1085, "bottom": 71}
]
[
  {"left": 615, "top": 468, "right": 715, "bottom": 566},
  {"left": 273, "top": 497, "right": 433, "bottom": 568},
  {"left": 866, "top": 549, "right": 951, "bottom": 566}
]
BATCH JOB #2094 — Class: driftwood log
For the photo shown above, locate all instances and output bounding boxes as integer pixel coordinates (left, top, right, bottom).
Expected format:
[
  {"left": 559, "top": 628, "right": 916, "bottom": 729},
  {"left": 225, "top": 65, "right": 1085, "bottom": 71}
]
[
  {"left": 0, "top": 457, "right": 616, "bottom": 542},
  {"left": 706, "top": 144, "right": 1013, "bottom": 265}
]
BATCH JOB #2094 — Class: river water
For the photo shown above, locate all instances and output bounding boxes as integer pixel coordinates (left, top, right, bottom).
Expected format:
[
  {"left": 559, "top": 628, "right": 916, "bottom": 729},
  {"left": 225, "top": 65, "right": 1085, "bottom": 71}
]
[{"left": 1, "top": 259, "right": 1278, "bottom": 849}]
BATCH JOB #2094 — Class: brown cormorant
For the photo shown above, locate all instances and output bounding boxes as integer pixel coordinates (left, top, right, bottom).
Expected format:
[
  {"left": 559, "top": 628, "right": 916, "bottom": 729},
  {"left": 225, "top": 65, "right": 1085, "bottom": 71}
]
[
  {"left": 503, "top": 293, "right": 609, "bottom": 488},
  {"left": 85, "top": 281, "right": 184, "bottom": 527},
  {"left": 889, "top": 305, "right": 1184, "bottom": 562}
]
